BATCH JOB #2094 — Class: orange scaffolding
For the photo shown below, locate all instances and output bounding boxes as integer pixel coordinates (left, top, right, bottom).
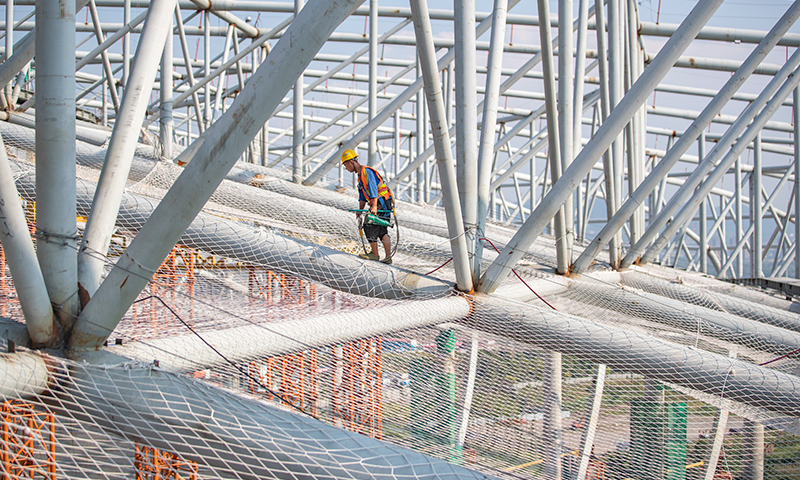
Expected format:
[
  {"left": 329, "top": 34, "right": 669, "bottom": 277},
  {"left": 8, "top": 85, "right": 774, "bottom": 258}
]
[
  {"left": 0, "top": 400, "right": 56, "bottom": 480},
  {"left": 131, "top": 246, "right": 196, "bottom": 338},
  {"left": 248, "top": 351, "right": 319, "bottom": 417},
  {"left": 0, "top": 246, "right": 8, "bottom": 317},
  {"left": 134, "top": 444, "right": 198, "bottom": 480},
  {"left": 248, "top": 268, "right": 316, "bottom": 306},
  {"left": 332, "top": 339, "right": 383, "bottom": 439}
]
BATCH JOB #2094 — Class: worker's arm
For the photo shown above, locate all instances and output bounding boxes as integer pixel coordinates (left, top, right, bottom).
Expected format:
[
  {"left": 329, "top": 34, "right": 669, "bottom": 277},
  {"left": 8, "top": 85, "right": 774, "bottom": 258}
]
[
  {"left": 368, "top": 197, "right": 379, "bottom": 215},
  {"left": 357, "top": 200, "right": 366, "bottom": 217}
]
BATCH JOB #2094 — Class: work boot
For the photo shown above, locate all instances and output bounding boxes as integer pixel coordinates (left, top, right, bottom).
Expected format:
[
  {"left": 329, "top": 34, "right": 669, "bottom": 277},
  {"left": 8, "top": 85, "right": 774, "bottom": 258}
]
[
  {"left": 359, "top": 252, "right": 379, "bottom": 261},
  {"left": 380, "top": 257, "right": 393, "bottom": 265}
]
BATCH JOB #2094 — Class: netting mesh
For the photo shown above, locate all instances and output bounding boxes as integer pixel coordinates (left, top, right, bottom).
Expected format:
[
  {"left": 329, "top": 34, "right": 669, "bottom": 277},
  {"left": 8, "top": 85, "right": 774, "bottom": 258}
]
[{"left": 0, "top": 123, "right": 798, "bottom": 479}]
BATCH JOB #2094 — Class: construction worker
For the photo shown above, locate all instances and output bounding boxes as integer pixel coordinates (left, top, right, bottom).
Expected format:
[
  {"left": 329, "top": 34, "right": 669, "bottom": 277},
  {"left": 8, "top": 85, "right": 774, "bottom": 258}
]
[{"left": 341, "top": 149, "right": 394, "bottom": 264}]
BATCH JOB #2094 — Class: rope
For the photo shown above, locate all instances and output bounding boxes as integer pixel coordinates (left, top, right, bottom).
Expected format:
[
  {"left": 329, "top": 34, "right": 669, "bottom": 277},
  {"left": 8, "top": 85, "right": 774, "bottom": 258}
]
[
  {"left": 480, "top": 237, "right": 557, "bottom": 311},
  {"left": 133, "top": 295, "right": 315, "bottom": 418},
  {"left": 425, "top": 257, "right": 452, "bottom": 275}
]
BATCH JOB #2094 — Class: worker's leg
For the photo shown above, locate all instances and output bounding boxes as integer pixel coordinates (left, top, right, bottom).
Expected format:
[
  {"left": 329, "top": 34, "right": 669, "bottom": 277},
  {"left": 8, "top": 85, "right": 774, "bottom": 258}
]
[
  {"left": 369, "top": 240, "right": 379, "bottom": 256},
  {"left": 381, "top": 234, "right": 391, "bottom": 258}
]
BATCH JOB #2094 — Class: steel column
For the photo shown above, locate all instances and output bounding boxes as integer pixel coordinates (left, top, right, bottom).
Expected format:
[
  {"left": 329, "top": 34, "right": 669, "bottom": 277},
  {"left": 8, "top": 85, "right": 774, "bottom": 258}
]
[
  {"left": 455, "top": 0, "right": 477, "bottom": 280},
  {"left": 0, "top": 137, "right": 57, "bottom": 346},
  {"left": 594, "top": 0, "right": 620, "bottom": 266},
  {"left": 558, "top": 0, "right": 574, "bottom": 265},
  {"left": 88, "top": 0, "right": 121, "bottom": 113},
  {"left": 160, "top": 16, "right": 174, "bottom": 160},
  {"left": 36, "top": 0, "right": 79, "bottom": 330},
  {"left": 203, "top": 11, "right": 211, "bottom": 126},
  {"left": 4, "top": 0, "right": 12, "bottom": 101},
  {"left": 293, "top": 0, "right": 304, "bottom": 182},
  {"left": 536, "top": 0, "right": 568, "bottom": 275},
  {"left": 408, "top": 0, "right": 472, "bottom": 292},
  {"left": 475, "top": 0, "right": 507, "bottom": 280},
  {"left": 543, "top": 351, "right": 563, "bottom": 480},
  {"left": 608, "top": 0, "right": 624, "bottom": 245},
  {"left": 77, "top": 0, "right": 179, "bottom": 302},
  {"left": 753, "top": 133, "right": 763, "bottom": 277},
  {"left": 123, "top": 0, "right": 130, "bottom": 87},
  {"left": 576, "top": 364, "right": 606, "bottom": 480},
  {"left": 368, "top": 0, "right": 378, "bottom": 166},
  {"left": 699, "top": 133, "right": 708, "bottom": 274},
  {"left": 795, "top": 86, "right": 800, "bottom": 279}
]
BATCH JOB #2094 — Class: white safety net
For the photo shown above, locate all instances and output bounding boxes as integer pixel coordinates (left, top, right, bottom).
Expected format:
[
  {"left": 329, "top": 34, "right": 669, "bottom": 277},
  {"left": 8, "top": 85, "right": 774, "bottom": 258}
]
[{"left": 0, "top": 124, "right": 797, "bottom": 479}]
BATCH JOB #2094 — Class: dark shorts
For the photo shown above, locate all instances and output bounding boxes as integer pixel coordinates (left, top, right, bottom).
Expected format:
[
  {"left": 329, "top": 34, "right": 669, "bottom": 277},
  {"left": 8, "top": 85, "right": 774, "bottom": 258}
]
[{"left": 364, "top": 223, "right": 389, "bottom": 243}]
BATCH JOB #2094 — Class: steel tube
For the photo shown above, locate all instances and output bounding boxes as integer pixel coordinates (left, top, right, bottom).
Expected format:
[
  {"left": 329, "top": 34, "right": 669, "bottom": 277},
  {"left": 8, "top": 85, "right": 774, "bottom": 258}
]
[
  {"left": 174, "top": 5, "right": 205, "bottom": 134},
  {"left": 0, "top": 352, "right": 52, "bottom": 400},
  {"left": 77, "top": 0, "right": 179, "bottom": 303},
  {"left": 212, "top": 25, "right": 233, "bottom": 119},
  {"left": 69, "top": 0, "right": 366, "bottom": 351},
  {"left": 303, "top": 1, "right": 517, "bottom": 186},
  {"left": 477, "top": 0, "right": 724, "bottom": 294},
  {"left": 543, "top": 351, "right": 563, "bottom": 480},
  {"left": 536, "top": 0, "right": 568, "bottom": 275},
  {"left": 89, "top": 296, "right": 469, "bottom": 371},
  {"left": 0, "top": 136, "right": 57, "bottom": 346},
  {"left": 160, "top": 15, "right": 174, "bottom": 159},
  {"left": 699, "top": 133, "right": 708, "bottom": 274},
  {"left": 4, "top": 0, "right": 12, "bottom": 100},
  {"left": 572, "top": 2, "right": 800, "bottom": 274},
  {"left": 466, "top": 295, "right": 800, "bottom": 415},
  {"left": 594, "top": 0, "right": 620, "bottom": 266},
  {"left": 717, "top": 167, "right": 793, "bottom": 276},
  {"left": 122, "top": 0, "right": 131, "bottom": 88},
  {"left": 795, "top": 86, "right": 800, "bottom": 279},
  {"left": 576, "top": 364, "right": 606, "bottom": 480},
  {"left": 292, "top": 0, "right": 304, "bottom": 182},
  {"left": 36, "top": 0, "right": 79, "bottom": 330},
  {"left": 88, "top": 0, "right": 121, "bottom": 112},
  {"left": 409, "top": 0, "right": 472, "bottom": 292},
  {"left": 558, "top": 0, "right": 574, "bottom": 266},
  {"left": 736, "top": 153, "right": 744, "bottom": 276},
  {"left": 608, "top": 0, "right": 624, "bottom": 240},
  {"left": 203, "top": 11, "right": 211, "bottom": 126},
  {"left": 0, "top": 0, "right": 91, "bottom": 99},
  {"left": 454, "top": 0, "right": 478, "bottom": 281},
  {"left": 475, "top": 0, "right": 507, "bottom": 280},
  {"left": 456, "top": 334, "right": 479, "bottom": 448},
  {"left": 638, "top": 66, "right": 800, "bottom": 268},
  {"left": 753, "top": 134, "right": 763, "bottom": 278}
]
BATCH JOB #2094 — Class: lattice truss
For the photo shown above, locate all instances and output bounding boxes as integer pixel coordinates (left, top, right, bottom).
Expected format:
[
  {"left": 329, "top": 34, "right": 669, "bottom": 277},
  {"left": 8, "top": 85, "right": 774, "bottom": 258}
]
[{"left": 0, "top": 0, "right": 798, "bottom": 479}]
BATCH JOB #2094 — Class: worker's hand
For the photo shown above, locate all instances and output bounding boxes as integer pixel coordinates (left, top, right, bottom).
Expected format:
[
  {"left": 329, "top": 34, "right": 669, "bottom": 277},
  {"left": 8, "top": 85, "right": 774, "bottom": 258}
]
[
  {"left": 369, "top": 205, "right": 378, "bottom": 215},
  {"left": 355, "top": 211, "right": 362, "bottom": 218}
]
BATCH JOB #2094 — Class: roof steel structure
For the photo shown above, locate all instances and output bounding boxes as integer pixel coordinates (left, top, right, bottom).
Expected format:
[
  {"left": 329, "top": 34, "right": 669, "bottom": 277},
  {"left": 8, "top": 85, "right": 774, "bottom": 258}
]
[{"left": 0, "top": 0, "right": 799, "bottom": 478}]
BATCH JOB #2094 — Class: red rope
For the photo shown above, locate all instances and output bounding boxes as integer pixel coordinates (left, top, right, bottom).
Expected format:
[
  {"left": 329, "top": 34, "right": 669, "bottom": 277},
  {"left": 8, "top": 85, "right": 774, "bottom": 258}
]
[
  {"left": 426, "top": 257, "right": 452, "bottom": 276},
  {"left": 479, "top": 237, "right": 557, "bottom": 311},
  {"left": 759, "top": 346, "right": 800, "bottom": 367}
]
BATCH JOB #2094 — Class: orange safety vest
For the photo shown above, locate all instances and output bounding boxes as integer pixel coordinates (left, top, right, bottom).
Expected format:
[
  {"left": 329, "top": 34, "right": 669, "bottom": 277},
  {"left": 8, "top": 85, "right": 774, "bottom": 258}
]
[{"left": 358, "top": 166, "right": 392, "bottom": 202}]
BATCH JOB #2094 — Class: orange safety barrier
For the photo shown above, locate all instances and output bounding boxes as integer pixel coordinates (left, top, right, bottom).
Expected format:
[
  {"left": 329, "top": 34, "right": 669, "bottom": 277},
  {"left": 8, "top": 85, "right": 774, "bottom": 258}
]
[
  {"left": 0, "top": 400, "right": 56, "bottom": 480},
  {"left": 134, "top": 444, "right": 198, "bottom": 480}
]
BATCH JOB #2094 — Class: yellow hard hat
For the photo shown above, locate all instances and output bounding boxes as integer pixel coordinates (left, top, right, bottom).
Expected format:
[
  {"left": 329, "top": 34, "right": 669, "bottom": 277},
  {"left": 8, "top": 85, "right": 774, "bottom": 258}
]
[{"left": 341, "top": 149, "right": 358, "bottom": 164}]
